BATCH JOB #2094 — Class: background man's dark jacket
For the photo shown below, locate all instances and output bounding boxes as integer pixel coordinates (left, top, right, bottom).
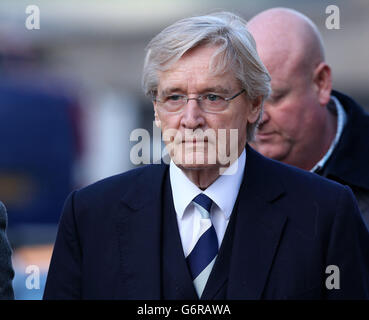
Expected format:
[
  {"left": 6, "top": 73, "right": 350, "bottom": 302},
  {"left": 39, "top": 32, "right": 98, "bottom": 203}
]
[
  {"left": 319, "top": 90, "right": 369, "bottom": 227},
  {"left": 43, "top": 146, "right": 369, "bottom": 299},
  {"left": 0, "top": 201, "right": 14, "bottom": 299}
]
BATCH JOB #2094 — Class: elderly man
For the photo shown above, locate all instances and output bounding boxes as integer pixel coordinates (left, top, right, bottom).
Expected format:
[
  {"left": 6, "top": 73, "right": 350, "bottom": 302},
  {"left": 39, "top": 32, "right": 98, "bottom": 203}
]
[
  {"left": 248, "top": 8, "right": 369, "bottom": 228},
  {"left": 0, "top": 201, "right": 14, "bottom": 299},
  {"left": 44, "top": 12, "right": 369, "bottom": 300}
]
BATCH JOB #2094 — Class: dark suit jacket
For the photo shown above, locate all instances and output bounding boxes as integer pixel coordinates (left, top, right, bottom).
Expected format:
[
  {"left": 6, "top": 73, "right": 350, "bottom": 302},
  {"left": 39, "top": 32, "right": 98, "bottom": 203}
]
[
  {"left": 319, "top": 91, "right": 369, "bottom": 228},
  {"left": 0, "top": 201, "right": 14, "bottom": 299},
  {"left": 43, "top": 146, "right": 369, "bottom": 299}
]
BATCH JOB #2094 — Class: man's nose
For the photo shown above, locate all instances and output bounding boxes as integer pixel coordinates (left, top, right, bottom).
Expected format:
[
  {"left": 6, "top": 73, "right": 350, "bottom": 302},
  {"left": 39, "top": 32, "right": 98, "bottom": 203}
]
[{"left": 180, "top": 99, "right": 205, "bottom": 129}]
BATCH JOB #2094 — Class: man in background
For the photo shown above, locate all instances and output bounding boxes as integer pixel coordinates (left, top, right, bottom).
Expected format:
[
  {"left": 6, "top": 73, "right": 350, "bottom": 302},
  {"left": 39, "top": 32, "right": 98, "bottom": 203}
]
[
  {"left": 0, "top": 201, "right": 14, "bottom": 299},
  {"left": 248, "top": 8, "right": 369, "bottom": 227}
]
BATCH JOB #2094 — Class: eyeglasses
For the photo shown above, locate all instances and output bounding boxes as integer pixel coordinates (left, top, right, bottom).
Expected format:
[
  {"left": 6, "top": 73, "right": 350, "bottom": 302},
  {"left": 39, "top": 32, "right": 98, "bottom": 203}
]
[{"left": 153, "top": 89, "right": 246, "bottom": 114}]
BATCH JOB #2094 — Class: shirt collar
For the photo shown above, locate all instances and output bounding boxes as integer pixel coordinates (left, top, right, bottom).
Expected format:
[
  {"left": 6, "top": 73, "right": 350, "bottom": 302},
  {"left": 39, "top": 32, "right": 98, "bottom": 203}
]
[
  {"left": 170, "top": 148, "right": 246, "bottom": 220},
  {"left": 311, "top": 95, "right": 347, "bottom": 173}
]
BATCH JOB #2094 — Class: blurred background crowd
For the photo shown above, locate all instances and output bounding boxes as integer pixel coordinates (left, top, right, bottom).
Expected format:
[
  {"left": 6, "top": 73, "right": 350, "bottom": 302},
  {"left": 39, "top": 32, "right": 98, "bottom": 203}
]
[{"left": 0, "top": 0, "right": 368, "bottom": 299}]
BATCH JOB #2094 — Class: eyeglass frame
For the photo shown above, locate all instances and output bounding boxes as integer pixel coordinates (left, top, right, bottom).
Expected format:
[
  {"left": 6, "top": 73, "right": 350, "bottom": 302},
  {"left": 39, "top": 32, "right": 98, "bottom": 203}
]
[{"left": 152, "top": 89, "right": 246, "bottom": 113}]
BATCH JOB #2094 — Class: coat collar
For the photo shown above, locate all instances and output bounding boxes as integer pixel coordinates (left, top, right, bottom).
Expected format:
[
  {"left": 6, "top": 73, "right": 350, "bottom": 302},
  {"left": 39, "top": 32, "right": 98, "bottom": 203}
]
[
  {"left": 227, "top": 145, "right": 287, "bottom": 299},
  {"left": 324, "top": 90, "right": 369, "bottom": 191},
  {"left": 116, "top": 164, "right": 167, "bottom": 299}
]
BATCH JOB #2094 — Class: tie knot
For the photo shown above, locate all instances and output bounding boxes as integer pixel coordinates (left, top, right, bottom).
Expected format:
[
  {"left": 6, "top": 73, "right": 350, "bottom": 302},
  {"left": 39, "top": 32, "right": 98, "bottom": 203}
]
[{"left": 192, "top": 193, "right": 213, "bottom": 213}]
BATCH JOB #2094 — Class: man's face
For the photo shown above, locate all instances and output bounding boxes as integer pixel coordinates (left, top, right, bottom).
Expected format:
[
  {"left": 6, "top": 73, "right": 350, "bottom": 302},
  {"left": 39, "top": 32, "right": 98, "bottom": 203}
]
[
  {"left": 154, "top": 45, "right": 260, "bottom": 171},
  {"left": 251, "top": 54, "right": 322, "bottom": 166}
]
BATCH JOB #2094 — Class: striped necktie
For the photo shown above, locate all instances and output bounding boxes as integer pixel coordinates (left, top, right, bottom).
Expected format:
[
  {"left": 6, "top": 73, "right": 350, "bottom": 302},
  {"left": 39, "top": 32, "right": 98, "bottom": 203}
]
[{"left": 186, "top": 193, "right": 219, "bottom": 298}]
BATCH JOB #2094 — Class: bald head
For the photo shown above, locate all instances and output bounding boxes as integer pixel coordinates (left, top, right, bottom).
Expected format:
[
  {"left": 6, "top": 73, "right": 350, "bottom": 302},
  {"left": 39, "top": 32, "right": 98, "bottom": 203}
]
[
  {"left": 248, "top": 8, "right": 325, "bottom": 76},
  {"left": 248, "top": 8, "right": 334, "bottom": 171}
]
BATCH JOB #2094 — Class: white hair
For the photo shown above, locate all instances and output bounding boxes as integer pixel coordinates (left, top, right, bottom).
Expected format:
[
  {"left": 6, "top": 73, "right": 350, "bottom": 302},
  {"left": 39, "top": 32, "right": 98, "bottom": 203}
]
[{"left": 142, "top": 11, "right": 271, "bottom": 141}]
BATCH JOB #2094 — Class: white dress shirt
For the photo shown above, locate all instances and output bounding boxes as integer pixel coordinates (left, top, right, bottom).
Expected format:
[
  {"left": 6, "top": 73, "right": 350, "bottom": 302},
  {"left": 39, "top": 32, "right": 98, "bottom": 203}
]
[
  {"left": 311, "top": 95, "right": 347, "bottom": 173},
  {"left": 169, "top": 149, "right": 246, "bottom": 257}
]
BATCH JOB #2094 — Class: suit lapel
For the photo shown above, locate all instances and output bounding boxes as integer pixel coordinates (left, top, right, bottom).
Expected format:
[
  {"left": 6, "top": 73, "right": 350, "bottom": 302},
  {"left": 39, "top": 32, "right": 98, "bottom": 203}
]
[
  {"left": 227, "top": 146, "right": 288, "bottom": 299},
  {"left": 162, "top": 173, "right": 198, "bottom": 299},
  {"left": 115, "top": 165, "right": 167, "bottom": 299}
]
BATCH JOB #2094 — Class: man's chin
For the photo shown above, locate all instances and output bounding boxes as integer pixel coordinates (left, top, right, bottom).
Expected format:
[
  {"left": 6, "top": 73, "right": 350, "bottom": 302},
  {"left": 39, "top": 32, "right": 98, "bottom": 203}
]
[
  {"left": 173, "top": 152, "right": 218, "bottom": 170},
  {"left": 251, "top": 143, "right": 288, "bottom": 162}
]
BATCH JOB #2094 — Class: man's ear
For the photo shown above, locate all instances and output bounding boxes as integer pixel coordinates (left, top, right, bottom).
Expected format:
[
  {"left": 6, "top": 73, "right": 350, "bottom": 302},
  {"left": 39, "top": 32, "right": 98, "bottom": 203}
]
[
  {"left": 247, "top": 96, "right": 262, "bottom": 124},
  {"left": 153, "top": 103, "right": 161, "bottom": 128},
  {"left": 313, "top": 62, "right": 332, "bottom": 106}
]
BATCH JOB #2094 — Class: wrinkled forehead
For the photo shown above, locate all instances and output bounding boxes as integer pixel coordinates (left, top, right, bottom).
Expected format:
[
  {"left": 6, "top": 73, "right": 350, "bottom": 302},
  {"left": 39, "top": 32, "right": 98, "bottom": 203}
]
[{"left": 157, "top": 44, "right": 240, "bottom": 92}]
